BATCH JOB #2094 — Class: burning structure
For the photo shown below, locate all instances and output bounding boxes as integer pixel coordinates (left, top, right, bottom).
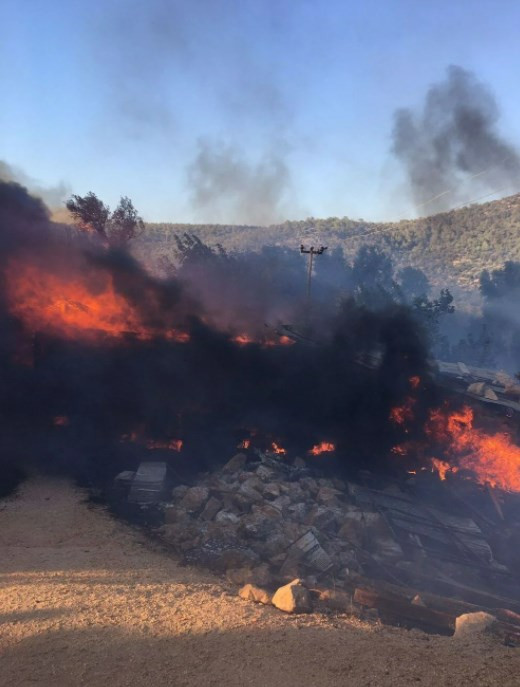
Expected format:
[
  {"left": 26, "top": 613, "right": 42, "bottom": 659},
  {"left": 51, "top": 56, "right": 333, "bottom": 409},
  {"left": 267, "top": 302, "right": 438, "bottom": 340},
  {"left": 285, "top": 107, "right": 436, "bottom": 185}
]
[{"left": 2, "top": 180, "right": 520, "bottom": 639}]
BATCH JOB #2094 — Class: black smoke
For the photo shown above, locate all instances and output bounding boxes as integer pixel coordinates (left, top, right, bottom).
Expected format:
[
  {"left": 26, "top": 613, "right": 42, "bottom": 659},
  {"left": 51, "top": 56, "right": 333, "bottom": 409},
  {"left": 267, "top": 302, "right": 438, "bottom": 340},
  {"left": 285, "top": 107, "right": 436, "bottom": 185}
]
[
  {"left": 392, "top": 65, "right": 520, "bottom": 214},
  {"left": 0, "top": 181, "right": 439, "bottom": 493}
]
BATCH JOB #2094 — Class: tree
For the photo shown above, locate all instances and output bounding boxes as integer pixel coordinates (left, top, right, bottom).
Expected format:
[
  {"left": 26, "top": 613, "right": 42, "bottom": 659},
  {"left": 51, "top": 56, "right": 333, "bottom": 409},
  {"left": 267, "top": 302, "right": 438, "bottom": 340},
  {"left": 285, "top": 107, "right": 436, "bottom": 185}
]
[
  {"left": 65, "top": 192, "right": 144, "bottom": 247},
  {"left": 411, "top": 288, "right": 454, "bottom": 355},
  {"left": 66, "top": 192, "right": 110, "bottom": 238},
  {"left": 108, "top": 196, "right": 145, "bottom": 247}
]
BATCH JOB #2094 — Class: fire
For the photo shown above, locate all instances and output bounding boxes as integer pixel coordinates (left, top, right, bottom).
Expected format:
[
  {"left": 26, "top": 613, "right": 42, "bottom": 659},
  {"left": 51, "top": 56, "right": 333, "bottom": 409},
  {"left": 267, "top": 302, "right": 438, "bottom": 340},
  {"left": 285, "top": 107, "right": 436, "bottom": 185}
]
[
  {"left": 270, "top": 441, "right": 286, "bottom": 455},
  {"left": 431, "top": 457, "right": 458, "bottom": 481},
  {"left": 389, "top": 397, "right": 416, "bottom": 426},
  {"left": 309, "top": 441, "right": 336, "bottom": 455},
  {"left": 426, "top": 405, "right": 520, "bottom": 492},
  {"left": 5, "top": 260, "right": 189, "bottom": 342},
  {"left": 409, "top": 375, "right": 421, "bottom": 389},
  {"left": 232, "top": 333, "right": 296, "bottom": 347},
  {"left": 233, "top": 334, "right": 254, "bottom": 345},
  {"left": 146, "top": 438, "right": 183, "bottom": 452},
  {"left": 238, "top": 438, "right": 251, "bottom": 449}
]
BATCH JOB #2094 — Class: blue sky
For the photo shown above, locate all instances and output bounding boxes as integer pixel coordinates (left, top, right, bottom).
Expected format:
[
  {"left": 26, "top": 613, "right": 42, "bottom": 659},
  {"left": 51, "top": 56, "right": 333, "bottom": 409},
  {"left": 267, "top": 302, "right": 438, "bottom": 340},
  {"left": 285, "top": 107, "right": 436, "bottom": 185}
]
[{"left": 2, "top": 1, "right": 520, "bottom": 223}]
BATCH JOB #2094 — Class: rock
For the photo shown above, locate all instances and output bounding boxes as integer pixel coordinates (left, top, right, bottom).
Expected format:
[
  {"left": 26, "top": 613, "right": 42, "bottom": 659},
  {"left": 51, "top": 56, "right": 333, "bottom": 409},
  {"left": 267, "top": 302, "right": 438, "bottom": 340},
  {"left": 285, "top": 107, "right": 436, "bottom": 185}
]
[
  {"left": 314, "top": 588, "right": 353, "bottom": 613},
  {"left": 272, "top": 579, "right": 312, "bottom": 613},
  {"left": 217, "top": 547, "right": 258, "bottom": 571},
  {"left": 238, "top": 483, "right": 263, "bottom": 504},
  {"left": 271, "top": 495, "right": 291, "bottom": 513},
  {"left": 317, "top": 486, "right": 342, "bottom": 507},
  {"left": 238, "top": 471, "right": 256, "bottom": 483},
  {"left": 171, "top": 484, "right": 189, "bottom": 501},
  {"left": 222, "top": 453, "right": 247, "bottom": 473},
  {"left": 332, "top": 477, "right": 346, "bottom": 490},
  {"left": 307, "top": 506, "right": 337, "bottom": 531},
  {"left": 180, "top": 486, "right": 209, "bottom": 513},
  {"left": 215, "top": 510, "right": 240, "bottom": 525},
  {"left": 454, "top": 612, "right": 497, "bottom": 638},
  {"left": 252, "top": 503, "right": 283, "bottom": 521},
  {"left": 262, "top": 482, "right": 281, "bottom": 500},
  {"left": 287, "top": 485, "right": 306, "bottom": 503},
  {"left": 293, "top": 457, "right": 306, "bottom": 468},
  {"left": 239, "top": 512, "right": 272, "bottom": 539},
  {"left": 262, "top": 532, "right": 288, "bottom": 558},
  {"left": 287, "top": 502, "right": 308, "bottom": 523},
  {"left": 242, "top": 476, "right": 264, "bottom": 491},
  {"left": 199, "top": 496, "right": 222, "bottom": 521},
  {"left": 230, "top": 494, "right": 251, "bottom": 513},
  {"left": 238, "top": 584, "right": 272, "bottom": 605},
  {"left": 163, "top": 505, "right": 189, "bottom": 524},
  {"left": 256, "top": 465, "right": 276, "bottom": 482},
  {"left": 299, "top": 477, "right": 319, "bottom": 495}
]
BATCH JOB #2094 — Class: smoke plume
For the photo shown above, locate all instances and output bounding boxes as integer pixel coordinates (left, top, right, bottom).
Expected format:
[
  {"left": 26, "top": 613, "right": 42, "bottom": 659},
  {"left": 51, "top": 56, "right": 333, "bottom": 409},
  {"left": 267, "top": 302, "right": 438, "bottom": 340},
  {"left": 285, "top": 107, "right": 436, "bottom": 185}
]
[
  {"left": 186, "top": 139, "right": 291, "bottom": 225},
  {"left": 392, "top": 65, "right": 520, "bottom": 214}
]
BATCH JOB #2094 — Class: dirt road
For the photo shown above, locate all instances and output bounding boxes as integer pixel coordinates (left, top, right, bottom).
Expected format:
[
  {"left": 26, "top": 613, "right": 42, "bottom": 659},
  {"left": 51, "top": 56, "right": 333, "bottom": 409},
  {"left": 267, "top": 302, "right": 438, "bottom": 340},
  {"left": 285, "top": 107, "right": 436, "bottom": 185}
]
[{"left": 0, "top": 476, "right": 519, "bottom": 686}]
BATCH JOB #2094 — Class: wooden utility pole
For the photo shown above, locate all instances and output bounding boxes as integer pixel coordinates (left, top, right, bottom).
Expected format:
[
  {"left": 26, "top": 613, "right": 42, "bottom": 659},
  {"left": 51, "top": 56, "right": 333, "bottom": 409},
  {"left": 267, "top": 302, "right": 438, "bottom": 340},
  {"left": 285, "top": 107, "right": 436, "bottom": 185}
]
[{"left": 300, "top": 244, "right": 327, "bottom": 324}]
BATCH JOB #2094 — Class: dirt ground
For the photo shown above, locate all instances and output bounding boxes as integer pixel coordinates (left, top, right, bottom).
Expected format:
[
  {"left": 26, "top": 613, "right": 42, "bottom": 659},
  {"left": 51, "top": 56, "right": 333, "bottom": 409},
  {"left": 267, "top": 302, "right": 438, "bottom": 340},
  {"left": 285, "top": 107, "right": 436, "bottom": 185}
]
[{"left": 0, "top": 477, "right": 519, "bottom": 687}]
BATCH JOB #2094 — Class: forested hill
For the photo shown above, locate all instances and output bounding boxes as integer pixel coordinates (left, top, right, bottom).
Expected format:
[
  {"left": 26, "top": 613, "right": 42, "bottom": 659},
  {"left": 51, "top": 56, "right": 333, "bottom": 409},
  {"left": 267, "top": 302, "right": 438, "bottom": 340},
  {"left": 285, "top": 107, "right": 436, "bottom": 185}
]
[{"left": 137, "top": 193, "right": 520, "bottom": 295}]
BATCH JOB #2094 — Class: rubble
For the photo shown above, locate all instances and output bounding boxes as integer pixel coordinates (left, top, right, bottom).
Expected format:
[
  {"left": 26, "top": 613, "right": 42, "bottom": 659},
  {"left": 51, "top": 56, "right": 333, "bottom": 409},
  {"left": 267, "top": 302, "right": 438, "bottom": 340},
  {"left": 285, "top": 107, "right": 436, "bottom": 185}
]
[{"left": 116, "top": 448, "right": 520, "bottom": 638}]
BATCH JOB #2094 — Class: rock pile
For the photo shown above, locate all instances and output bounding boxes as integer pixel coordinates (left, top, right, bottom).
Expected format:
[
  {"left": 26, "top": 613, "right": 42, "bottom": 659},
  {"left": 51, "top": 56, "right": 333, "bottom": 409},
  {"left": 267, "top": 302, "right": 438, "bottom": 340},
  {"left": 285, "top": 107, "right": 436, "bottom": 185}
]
[{"left": 157, "top": 451, "right": 400, "bottom": 589}]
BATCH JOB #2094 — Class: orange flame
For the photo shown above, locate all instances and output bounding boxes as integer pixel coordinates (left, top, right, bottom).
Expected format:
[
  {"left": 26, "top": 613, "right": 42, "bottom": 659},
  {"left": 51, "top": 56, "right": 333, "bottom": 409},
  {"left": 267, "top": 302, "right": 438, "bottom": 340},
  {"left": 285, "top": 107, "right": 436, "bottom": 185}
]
[
  {"left": 5, "top": 260, "right": 189, "bottom": 342},
  {"left": 426, "top": 405, "right": 520, "bottom": 492},
  {"left": 270, "top": 441, "right": 286, "bottom": 455},
  {"left": 389, "top": 397, "right": 416, "bottom": 426},
  {"left": 431, "top": 457, "right": 458, "bottom": 481},
  {"left": 238, "top": 438, "right": 251, "bottom": 449},
  {"left": 309, "top": 441, "right": 336, "bottom": 455}
]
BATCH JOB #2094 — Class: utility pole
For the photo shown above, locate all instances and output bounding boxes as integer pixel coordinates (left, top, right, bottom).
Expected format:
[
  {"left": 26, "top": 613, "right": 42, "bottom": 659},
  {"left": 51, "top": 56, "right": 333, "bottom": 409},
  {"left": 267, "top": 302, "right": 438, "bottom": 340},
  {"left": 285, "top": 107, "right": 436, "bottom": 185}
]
[{"left": 300, "top": 244, "right": 327, "bottom": 326}]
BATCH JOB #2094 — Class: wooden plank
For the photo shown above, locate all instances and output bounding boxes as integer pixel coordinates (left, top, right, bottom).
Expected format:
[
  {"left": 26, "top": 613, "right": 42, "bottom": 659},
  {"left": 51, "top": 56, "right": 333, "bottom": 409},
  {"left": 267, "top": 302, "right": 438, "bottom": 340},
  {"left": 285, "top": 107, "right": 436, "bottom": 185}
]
[{"left": 354, "top": 587, "right": 455, "bottom": 635}]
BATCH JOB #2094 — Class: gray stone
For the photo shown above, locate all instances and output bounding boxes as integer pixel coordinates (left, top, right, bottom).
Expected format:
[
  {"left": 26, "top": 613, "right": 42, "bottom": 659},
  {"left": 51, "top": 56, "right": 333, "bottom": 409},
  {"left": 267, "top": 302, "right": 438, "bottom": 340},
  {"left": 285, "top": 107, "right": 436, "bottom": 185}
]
[
  {"left": 199, "top": 496, "right": 223, "bottom": 521},
  {"left": 215, "top": 510, "right": 240, "bottom": 525},
  {"left": 238, "top": 483, "right": 263, "bottom": 504},
  {"left": 222, "top": 453, "right": 247, "bottom": 473},
  {"left": 262, "top": 482, "right": 281, "bottom": 500},
  {"left": 271, "top": 495, "right": 291, "bottom": 513},
  {"left": 299, "top": 477, "right": 319, "bottom": 495},
  {"left": 287, "top": 502, "right": 308, "bottom": 523},
  {"left": 272, "top": 579, "right": 312, "bottom": 613},
  {"left": 180, "top": 486, "right": 209, "bottom": 513},
  {"left": 171, "top": 484, "right": 189, "bottom": 501},
  {"left": 317, "top": 487, "right": 342, "bottom": 507},
  {"left": 256, "top": 465, "right": 276, "bottom": 482}
]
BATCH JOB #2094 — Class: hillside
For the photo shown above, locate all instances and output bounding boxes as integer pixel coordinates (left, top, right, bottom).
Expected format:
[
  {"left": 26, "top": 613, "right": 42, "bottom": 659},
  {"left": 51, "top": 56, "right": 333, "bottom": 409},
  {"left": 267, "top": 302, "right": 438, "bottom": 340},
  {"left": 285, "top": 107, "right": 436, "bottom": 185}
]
[{"left": 136, "top": 193, "right": 520, "bottom": 297}]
